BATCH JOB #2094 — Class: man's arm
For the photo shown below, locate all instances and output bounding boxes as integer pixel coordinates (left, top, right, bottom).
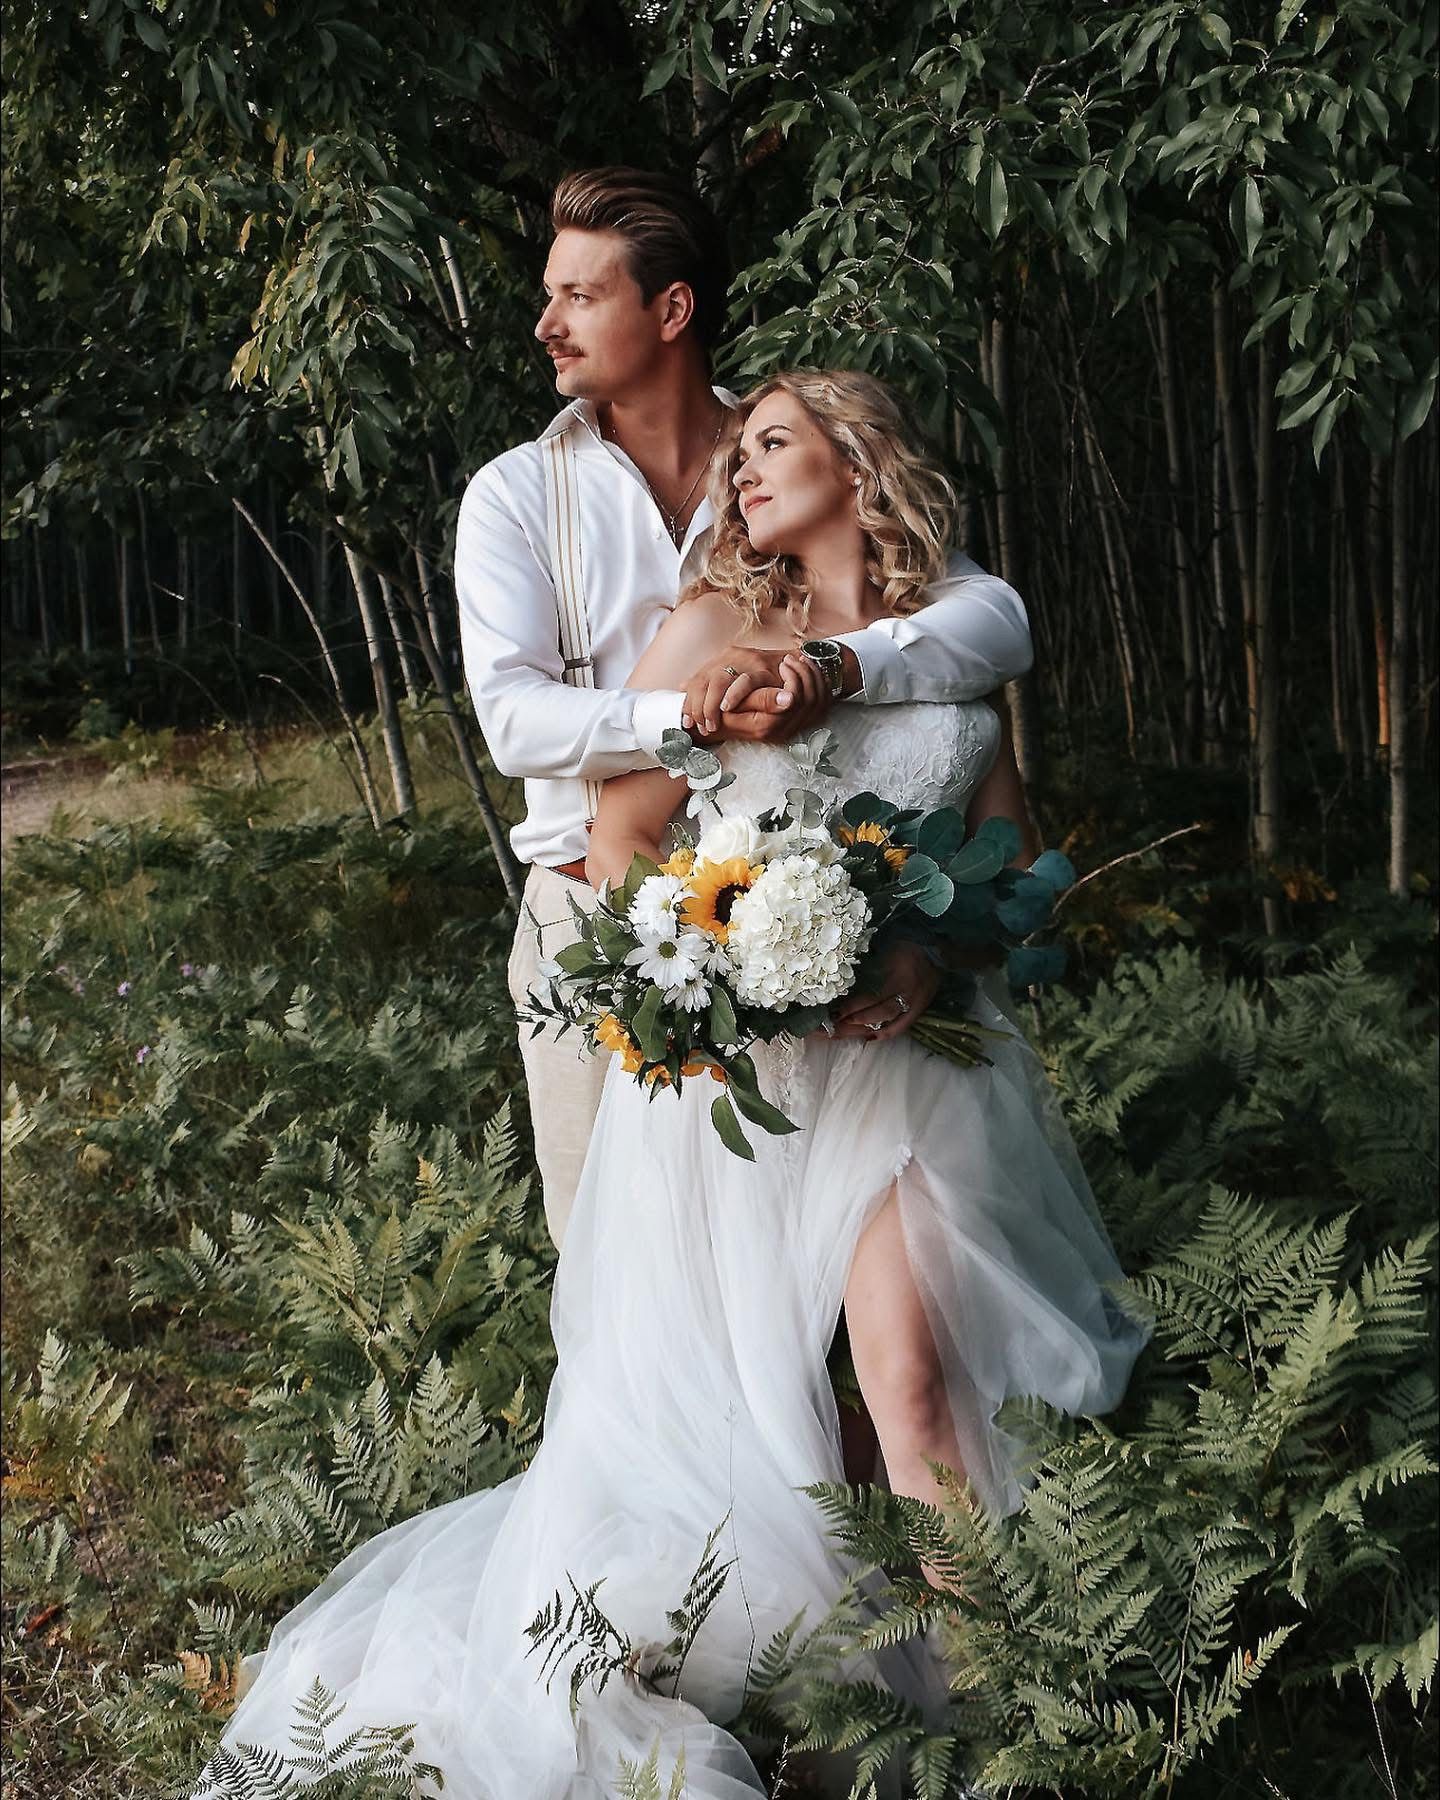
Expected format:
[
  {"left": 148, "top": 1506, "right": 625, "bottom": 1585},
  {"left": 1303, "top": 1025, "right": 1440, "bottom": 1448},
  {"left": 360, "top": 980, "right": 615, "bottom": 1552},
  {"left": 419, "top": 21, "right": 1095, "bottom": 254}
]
[
  {"left": 831, "top": 553, "right": 1033, "bottom": 704},
  {"left": 683, "top": 553, "right": 1033, "bottom": 727},
  {"left": 454, "top": 464, "right": 684, "bottom": 780}
]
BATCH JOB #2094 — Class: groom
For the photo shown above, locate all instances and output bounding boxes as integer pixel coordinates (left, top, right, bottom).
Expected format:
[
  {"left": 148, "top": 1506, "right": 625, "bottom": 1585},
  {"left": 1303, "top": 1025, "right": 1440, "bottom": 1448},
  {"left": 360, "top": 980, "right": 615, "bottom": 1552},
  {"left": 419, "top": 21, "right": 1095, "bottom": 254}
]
[{"left": 455, "top": 166, "right": 1033, "bottom": 1253}]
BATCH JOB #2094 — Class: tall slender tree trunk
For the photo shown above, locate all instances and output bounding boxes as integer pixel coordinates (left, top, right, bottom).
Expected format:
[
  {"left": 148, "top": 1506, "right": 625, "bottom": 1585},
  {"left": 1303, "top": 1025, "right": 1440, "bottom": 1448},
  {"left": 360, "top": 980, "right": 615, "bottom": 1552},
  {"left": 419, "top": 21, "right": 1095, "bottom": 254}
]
[
  {"left": 389, "top": 567, "right": 524, "bottom": 906},
  {"left": 413, "top": 544, "right": 447, "bottom": 679},
  {"left": 344, "top": 545, "right": 416, "bottom": 818},
  {"left": 1206, "top": 401, "right": 1229, "bottom": 764},
  {"left": 75, "top": 544, "right": 93, "bottom": 656},
  {"left": 177, "top": 536, "right": 190, "bottom": 650},
  {"left": 1388, "top": 439, "right": 1410, "bottom": 896},
  {"left": 989, "top": 312, "right": 1042, "bottom": 782},
  {"left": 231, "top": 506, "right": 247, "bottom": 651},
  {"left": 437, "top": 237, "right": 474, "bottom": 347},
  {"left": 1215, "top": 284, "right": 1282, "bottom": 927},
  {"left": 32, "top": 529, "right": 53, "bottom": 656},
  {"left": 949, "top": 406, "right": 975, "bottom": 556},
  {"left": 1251, "top": 334, "right": 1281, "bottom": 934},
  {"left": 1151, "top": 286, "right": 1201, "bottom": 762},
  {"left": 690, "top": 28, "right": 731, "bottom": 186},
  {"left": 233, "top": 499, "right": 385, "bottom": 829},
  {"left": 265, "top": 487, "right": 283, "bottom": 638},
  {"left": 1327, "top": 459, "right": 1351, "bottom": 770},
  {"left": 136, "top": 492, "right": 161, "bottom": 651},
  {"left": 117, "top": 533, "right": 134, "bottom": 675},
  {"left": 379, "top": 574, "right": 424, "bottom": 705},
  {"left": 1367, "top": 453, "right": 1391, "bottom": 762}
]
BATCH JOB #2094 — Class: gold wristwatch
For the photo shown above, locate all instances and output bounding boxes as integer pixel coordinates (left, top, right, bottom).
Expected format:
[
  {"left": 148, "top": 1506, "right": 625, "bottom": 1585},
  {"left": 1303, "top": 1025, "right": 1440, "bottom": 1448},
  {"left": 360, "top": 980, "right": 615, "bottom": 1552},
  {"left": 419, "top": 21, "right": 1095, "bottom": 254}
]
[{"left": 800, "top": 638, "right": 845, "bottom": 697}]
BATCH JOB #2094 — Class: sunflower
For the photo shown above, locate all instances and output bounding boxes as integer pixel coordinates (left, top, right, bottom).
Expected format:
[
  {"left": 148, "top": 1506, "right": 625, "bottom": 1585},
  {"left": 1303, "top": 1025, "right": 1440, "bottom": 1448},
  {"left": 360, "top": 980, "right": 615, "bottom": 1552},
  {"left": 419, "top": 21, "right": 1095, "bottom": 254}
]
[
  {"left": 838, "top": 819, "right": 910, "bottom": 873},
  {"left": 681, "top": 856, "right": 762, "bottom": 943},
  {"left": 661, "top": 846, "right": 696, "bottom": 878}
]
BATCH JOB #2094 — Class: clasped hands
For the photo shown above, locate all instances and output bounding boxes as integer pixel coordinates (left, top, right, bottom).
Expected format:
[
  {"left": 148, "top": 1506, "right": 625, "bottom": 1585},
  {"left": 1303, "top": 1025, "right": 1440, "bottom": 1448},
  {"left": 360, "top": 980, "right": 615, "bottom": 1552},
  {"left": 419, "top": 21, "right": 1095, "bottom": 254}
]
[{"left": 680, "top": 646, "right": 832, "bottom": 744}]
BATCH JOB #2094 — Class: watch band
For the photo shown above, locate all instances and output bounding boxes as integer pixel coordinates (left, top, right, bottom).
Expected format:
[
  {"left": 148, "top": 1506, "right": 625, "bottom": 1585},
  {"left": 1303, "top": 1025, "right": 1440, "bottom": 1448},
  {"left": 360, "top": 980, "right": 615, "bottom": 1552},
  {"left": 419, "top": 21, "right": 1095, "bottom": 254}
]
[{"left": 801, "top": 638, "right": 845, "bottom": 697}]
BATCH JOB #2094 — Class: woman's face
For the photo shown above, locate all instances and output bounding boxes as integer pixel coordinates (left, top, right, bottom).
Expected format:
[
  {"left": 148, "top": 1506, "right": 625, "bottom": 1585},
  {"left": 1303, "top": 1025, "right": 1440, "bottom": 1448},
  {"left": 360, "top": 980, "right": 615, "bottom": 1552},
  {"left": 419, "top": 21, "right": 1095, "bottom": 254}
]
[{"left": 732, "top": 389, "right": 858, "bottom": 558}]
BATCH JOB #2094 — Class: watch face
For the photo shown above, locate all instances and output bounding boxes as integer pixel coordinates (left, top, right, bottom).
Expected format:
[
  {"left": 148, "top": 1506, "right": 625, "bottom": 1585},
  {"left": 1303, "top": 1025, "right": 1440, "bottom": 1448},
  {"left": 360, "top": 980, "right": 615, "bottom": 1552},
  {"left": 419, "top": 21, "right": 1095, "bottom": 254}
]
[{"left": 802, "top": 639, "right": 840, "bottom": 660}]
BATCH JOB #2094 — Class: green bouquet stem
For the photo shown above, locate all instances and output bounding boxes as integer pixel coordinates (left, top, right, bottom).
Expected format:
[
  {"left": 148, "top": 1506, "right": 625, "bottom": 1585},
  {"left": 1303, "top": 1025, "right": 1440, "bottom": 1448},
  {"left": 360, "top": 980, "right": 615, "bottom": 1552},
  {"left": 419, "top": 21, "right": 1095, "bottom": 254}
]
[{"left": 908, "top": 1010, "right": 1013, "bottom": 1068}]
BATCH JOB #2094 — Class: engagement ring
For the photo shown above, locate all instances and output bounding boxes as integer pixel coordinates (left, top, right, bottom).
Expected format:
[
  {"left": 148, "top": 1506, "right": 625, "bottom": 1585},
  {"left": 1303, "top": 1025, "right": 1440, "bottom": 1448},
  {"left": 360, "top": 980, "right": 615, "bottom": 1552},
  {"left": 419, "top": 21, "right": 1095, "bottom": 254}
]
[{"left": 894, "top": 994, "right": 911, "bottom": 1015}]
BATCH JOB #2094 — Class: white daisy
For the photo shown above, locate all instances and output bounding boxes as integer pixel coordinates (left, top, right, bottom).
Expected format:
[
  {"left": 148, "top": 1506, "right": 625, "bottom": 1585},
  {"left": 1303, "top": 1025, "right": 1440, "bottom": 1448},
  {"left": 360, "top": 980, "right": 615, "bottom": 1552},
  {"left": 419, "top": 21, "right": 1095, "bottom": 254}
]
[
  {"left": 627, "top": 874, "right": 687, "bottom": 941},
  {"left": 625, "top": 928, "right": 712, "bottom": 993}
]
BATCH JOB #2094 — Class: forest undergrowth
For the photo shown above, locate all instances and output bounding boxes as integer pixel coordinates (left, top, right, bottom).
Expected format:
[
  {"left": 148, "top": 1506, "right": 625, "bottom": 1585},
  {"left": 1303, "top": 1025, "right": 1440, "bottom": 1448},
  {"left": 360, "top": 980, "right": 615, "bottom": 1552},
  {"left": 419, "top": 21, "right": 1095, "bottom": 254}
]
[{"left": 1, "top": 732, "right": 1435, "bottom": 1799}]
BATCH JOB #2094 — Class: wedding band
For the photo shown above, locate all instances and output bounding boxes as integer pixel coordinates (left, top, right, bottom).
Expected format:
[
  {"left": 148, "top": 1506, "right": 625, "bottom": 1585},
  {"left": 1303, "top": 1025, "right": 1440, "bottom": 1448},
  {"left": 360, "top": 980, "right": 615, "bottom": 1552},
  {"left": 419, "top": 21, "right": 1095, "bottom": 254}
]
[
  {"left": 866, "top": 1020, "right": 884, "bottom": 1034},
  {"left": 722, "top": 665, "right": 740, "bottom": 676}
]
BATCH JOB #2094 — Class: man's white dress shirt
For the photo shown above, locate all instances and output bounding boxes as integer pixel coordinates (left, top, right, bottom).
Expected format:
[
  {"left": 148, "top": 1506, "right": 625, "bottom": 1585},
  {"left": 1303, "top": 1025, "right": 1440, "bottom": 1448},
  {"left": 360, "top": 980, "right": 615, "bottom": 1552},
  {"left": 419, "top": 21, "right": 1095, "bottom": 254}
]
[{"left": 455, "top": 392, "right": 1033, "bottom": 870}]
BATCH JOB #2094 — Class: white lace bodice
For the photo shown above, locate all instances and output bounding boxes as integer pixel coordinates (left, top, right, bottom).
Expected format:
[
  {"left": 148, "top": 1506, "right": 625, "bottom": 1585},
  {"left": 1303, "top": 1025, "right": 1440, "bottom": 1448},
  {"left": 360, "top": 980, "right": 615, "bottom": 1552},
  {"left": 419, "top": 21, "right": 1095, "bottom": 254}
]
[{"left": 719, "top": 700, "right": 1002, "bottom": 821}]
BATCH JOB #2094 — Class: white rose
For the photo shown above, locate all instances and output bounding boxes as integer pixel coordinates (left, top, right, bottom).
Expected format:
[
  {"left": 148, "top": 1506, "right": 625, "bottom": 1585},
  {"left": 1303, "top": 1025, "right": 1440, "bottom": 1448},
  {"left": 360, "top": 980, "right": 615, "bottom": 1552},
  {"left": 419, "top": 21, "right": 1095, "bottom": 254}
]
[{"left": 694, "top": 813, "right": 764, "bottom": 866}]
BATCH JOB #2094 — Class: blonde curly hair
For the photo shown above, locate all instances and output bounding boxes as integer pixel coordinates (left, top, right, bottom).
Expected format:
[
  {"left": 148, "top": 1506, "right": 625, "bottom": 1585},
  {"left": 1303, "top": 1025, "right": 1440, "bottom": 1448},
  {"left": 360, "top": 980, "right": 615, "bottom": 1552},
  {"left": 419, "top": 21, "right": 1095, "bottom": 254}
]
[{"left": 690, "top": 370, "right": 958, "bottom": 635}]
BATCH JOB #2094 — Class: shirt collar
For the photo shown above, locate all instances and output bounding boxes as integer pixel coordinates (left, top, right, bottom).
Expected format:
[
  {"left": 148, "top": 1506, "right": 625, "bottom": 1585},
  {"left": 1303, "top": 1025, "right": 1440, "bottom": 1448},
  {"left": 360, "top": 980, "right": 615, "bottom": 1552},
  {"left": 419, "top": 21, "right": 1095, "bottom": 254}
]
[{"left": 538, "top": 384, "right": 740, "bottom": 444}]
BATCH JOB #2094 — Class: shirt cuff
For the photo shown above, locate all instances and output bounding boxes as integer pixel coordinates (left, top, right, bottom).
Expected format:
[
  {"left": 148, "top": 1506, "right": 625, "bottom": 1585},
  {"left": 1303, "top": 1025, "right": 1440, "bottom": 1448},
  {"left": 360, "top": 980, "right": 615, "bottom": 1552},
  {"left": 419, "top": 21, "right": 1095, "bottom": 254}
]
[
  {"left": 831, "top": 626, "right": 905, "bottom": 704},
  {"left": 631, "top": 688, "right": 687, "bottom": 757}
]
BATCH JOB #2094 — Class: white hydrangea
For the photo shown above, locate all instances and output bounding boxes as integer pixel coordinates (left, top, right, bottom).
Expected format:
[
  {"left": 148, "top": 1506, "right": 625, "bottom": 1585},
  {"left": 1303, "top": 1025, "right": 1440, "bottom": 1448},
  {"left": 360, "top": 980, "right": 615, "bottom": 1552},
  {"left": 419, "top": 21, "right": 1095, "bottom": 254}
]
[{"left": 726, "top": 855, "right": 872, "bottom": 1010}]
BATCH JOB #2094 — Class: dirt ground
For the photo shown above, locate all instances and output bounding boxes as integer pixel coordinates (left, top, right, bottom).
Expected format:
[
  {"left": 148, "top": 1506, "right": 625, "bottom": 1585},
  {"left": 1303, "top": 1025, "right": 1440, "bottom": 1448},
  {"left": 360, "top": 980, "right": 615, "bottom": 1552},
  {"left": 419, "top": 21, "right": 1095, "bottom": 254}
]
[{"left": 0, "top": 756, "right": 183, "bottom": 858}]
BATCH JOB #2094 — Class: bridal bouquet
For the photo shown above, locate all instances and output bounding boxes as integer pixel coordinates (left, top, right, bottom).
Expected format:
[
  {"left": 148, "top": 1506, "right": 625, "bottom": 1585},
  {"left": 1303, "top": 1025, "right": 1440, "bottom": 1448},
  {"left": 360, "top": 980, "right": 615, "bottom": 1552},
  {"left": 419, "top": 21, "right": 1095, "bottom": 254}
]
[{"left": 521, "top": 728, "right": 1074, "bottom": 1158}]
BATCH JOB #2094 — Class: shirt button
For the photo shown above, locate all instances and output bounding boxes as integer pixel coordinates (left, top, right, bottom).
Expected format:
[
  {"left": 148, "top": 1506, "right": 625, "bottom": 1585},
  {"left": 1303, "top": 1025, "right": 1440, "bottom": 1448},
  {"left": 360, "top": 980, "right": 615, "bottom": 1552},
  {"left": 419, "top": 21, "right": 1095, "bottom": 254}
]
[{"left": 652, "top": 524, "right": 662, "bottom": 540}]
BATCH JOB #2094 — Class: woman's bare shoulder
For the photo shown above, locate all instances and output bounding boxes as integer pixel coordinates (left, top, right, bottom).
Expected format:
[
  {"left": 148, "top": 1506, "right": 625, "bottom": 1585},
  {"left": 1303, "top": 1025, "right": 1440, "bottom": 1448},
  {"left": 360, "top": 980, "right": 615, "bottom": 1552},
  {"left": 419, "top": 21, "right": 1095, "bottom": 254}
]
[{"left": 627, "top": 589, "right": 745, "bottom": 687}]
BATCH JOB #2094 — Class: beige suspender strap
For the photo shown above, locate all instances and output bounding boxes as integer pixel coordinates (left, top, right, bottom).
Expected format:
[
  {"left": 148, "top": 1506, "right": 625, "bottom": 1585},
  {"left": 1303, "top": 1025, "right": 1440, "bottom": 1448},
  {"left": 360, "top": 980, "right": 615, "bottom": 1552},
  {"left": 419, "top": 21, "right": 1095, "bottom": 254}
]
[{"left": 542, "top": 431, "right": 602, "bottom": 824}]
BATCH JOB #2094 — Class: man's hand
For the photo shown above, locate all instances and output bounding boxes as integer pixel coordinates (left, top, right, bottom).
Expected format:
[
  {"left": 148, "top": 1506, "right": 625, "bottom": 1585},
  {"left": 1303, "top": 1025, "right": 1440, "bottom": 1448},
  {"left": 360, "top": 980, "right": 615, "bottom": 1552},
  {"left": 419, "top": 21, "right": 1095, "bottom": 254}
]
[
  {"left": 682, "top": 647, "right": 832, "bottom": 744},
  {"left": 829, "top": 942, "right": 942, "bottom": 1042}
]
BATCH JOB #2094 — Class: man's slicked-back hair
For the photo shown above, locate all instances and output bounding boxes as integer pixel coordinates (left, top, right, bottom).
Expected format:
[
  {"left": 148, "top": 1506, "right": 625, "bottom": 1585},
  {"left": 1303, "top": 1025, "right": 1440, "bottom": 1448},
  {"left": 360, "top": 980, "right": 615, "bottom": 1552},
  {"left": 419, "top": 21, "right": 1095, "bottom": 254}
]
[{"left": 549, "top": 167, "right": 731, "bottom": 352}]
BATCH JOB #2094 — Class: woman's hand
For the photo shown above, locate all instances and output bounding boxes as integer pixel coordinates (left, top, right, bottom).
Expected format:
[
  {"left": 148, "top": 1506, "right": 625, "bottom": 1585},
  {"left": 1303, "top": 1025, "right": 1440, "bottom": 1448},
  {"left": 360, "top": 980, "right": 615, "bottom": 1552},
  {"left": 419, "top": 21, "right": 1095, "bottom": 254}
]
[
  {"left": 829, "top": 942, "right": 943, "bottom": 1043},
  {"left": 682, "top": 648, "right": 832, "bottom": 743}
]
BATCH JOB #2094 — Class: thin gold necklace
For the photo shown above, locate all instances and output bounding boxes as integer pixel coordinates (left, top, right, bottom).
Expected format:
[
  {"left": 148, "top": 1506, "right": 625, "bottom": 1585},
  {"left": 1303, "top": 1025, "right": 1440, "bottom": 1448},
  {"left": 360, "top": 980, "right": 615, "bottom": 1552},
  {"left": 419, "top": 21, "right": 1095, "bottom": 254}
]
[{"left": 610, "top": 412, "right": 725, "bottom": 546}]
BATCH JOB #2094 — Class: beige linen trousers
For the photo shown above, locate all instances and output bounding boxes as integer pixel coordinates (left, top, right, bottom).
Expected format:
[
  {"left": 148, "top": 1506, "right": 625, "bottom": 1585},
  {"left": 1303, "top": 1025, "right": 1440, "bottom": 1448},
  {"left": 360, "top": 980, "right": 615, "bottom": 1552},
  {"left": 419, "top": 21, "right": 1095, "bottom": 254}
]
[{"left": 506, "top": 863, "right": 610, "bottom": 1249}]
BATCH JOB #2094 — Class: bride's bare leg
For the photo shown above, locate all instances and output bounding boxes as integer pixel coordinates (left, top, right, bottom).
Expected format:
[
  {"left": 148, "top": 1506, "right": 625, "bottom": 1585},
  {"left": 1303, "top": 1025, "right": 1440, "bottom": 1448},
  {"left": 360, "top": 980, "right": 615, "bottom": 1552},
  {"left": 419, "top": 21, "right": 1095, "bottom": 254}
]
[{"left": 844, "top": 1186, "right": 967, "bottom": 1517}]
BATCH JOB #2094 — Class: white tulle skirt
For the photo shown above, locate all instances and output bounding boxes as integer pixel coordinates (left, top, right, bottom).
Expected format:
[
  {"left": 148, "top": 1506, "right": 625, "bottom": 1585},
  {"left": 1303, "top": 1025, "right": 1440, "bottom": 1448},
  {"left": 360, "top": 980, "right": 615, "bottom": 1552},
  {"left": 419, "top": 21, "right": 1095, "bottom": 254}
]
[{"left": 199, "top": 978, "right": 1146, "bottom": 1797}]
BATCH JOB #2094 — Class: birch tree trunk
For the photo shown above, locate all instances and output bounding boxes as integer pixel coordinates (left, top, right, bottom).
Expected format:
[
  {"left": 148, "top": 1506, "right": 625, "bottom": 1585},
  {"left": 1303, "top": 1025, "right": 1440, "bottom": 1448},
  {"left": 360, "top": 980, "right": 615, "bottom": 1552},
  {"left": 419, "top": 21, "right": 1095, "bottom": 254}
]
[
  {"left": 344, "top": 545, "right": 416, "bottom": 818},
  {"left": 389, "top": 565, "right": 525, "bottom": 907},
  {"left": 233, "top": 498, "right": 385, "bottom": 830},
  {"left": 379, "top": 574, "right": 424, "bottom": 705}
]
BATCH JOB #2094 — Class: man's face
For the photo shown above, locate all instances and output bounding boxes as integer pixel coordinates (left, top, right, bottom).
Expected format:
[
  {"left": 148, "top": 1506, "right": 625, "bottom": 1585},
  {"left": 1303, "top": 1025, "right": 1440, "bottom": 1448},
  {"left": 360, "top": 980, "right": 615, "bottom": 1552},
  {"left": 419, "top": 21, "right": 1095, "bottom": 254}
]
[{"left": 535, "top": 228, "right": 671, "bottom": 401}]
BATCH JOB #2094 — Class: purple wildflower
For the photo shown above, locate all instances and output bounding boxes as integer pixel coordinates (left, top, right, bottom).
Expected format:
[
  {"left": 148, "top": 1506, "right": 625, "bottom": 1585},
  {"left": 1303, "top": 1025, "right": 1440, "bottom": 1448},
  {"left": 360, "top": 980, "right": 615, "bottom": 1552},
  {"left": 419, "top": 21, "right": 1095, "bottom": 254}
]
[
  {"left": 117, "top": 981, "right": 131, "bottom": 997},
  {"left": 135, "top": 1045, "right": 151, "bottom": 1064},
  {"left": 180, "top": 963, "right": 194, "bottom": 977}
]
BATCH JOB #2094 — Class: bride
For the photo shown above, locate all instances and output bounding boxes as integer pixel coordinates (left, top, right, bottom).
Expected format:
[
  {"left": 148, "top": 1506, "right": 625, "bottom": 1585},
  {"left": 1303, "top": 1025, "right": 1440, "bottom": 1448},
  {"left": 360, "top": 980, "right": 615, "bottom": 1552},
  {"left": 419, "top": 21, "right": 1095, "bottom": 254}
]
[{"left": 197, "top": 372, "right": 1147, "bottom": 1798}]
